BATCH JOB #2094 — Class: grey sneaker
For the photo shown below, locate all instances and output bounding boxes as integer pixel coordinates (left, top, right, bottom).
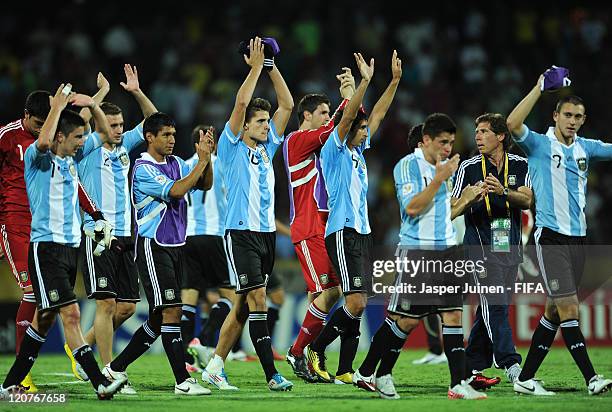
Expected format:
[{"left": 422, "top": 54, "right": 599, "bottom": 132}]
[
  {"left": 505, "top": 363, "right": 522, "bottom": 383},
  {"left": 375, "top": 374, "right": 400, "bottom": 399}
]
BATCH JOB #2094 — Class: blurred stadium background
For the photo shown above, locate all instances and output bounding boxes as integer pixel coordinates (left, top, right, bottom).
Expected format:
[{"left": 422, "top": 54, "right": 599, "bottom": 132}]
[{"left": 1, "top": 1, "right": 611, "bottom": 356}]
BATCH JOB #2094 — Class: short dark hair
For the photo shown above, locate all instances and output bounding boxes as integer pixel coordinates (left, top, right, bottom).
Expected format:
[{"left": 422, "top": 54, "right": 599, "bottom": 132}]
[
  {"left": 406, "top": 123, "right": 424, "bottom": 153},
  {"left": 24, "top": 90, "right": 51, "bottom": 119},
  {"left": 297, "top": 94, "right": 330, "bottom": 124},
  {"left": 422, "top": 113, "right": 456, "bottom": 139},
  {"left": 245, "top": 98, "right": 271, "bottom": 124},
  {"left": 144, "top": 112, "right": 175, "bottom": 138},
  {"left": 57, "top": 109, "right": 85, "bottom": 137},
  {"left": 191, "top": 124, "right": 214, "bottom": 146},
  {"left": 475, "top": 113, "right": 511, "bottom": 150},
  {"left": 100, "top": 102, "right": 122, "bottom": 116},
  {"left": 555, "top": 95, "right": 586, "bottom": 114}
]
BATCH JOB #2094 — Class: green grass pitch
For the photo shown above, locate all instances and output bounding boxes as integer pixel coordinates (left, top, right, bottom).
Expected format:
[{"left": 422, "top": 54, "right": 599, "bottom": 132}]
[{"left": 2, "top": 348, "right": 611, "bottom": 411}]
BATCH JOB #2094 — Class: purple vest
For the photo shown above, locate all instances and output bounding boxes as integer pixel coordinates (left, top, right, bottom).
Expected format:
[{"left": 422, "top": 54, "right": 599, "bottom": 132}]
[{"left": 132, "top": 156, "right": 187, "bottom": 246}]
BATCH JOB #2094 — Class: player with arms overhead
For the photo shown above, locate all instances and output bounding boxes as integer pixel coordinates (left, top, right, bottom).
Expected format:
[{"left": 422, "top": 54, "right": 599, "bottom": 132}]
[
  {"left": 283, "top": 68, "right": 355, "bottom": 382},
  {"left": 203, "top": 37, "right": 295, "bottom": 391}
]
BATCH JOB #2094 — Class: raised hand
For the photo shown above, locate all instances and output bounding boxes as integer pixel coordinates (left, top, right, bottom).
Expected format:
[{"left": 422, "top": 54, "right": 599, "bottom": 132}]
[
  {"left": 354, "top": 52, "right": 374, "bottom": 82},
  {"left": 337, "top": 67, "right": 356, "bottom": 99},
  {"left": 244, "top": 37, "right": 265, "bottom": 69},
  {"left": 197, "top": 128, "right": 214, "bottom": 163},
  {"left": 69, "top": 93, "right": 95, "bottom": 108},
  {"left": 434, "top": 154, "right": 460, "bottom": 184},
  {"left": 50, "top": 83, "right": 74, "bottom": 110},
  {"left": 391, "top": 49, "right": 402, "bottom": 80},
  {"left": 120, "top": 64, "right": 140, "bottom": 93},
  {"left": 97, "top": 72, "right": 110, "bottom": 92}
]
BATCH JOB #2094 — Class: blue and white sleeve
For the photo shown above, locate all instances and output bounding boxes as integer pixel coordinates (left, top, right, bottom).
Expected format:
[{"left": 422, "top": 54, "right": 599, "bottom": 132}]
[
  {"left": 123, "top": 123, "right": 145, "bottom": 152},
  {"left": 512, "top": 125, "right": 542, "bottom": 156},
  {"left": 134, "top": 164, "right": 174, "bottom": 202},
  {"left": 583, "top": 138, "right": 612, "bottom": 162},
  {"left": 394, "top": 158, "right": 422, "bottom": 211}
]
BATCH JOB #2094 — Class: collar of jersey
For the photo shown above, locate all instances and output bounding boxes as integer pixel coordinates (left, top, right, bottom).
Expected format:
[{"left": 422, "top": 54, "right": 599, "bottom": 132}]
[
  {"left": 414, "top": 147, "right": 439, "bottom": 167},
  {"left": 545, "top": 126, "right": 582, "bottom": 147},
  {"left": 141, "top": 152, "right": 167, "bottom": 164}
]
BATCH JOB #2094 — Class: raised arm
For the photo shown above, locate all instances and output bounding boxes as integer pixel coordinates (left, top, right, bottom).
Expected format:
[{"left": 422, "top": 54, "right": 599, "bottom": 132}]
[
  {"left": 368, "top": 50, "right": 402, "bottom": 136},
  {"left": 120, "top": 64, "right": 158, "bottom": 119},
  {"left": 38, "top": 84, "right": 73, "bottom": 152},
  {"left": 337, "top": 53, "right": 374, "bottom": 140},
  {"left": 506, "top": 75, "right": 543, "bottom": 136},
  {"left": 79, "top": 73, "right": 110, "bottom": 128},
  {"left": 71, "top": 93, "right": 111, "bottom": 145},
  {"left": 228, "top": 37, "right": 265, "bottom": 136},
  {"left": 268, "top": 65, "right": 294, "bottom": 136}
]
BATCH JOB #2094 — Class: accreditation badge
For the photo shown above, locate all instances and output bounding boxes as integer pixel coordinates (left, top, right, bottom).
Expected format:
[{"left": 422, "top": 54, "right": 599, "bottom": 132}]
[{"left": 491, "top": 218, "right": 511, "bottom": 253}]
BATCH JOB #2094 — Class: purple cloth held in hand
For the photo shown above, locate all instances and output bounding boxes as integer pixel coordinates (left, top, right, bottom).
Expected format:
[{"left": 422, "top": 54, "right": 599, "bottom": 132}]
[
  {"left": 541, "top": 65, "right": 571, "bottom": 91},
  {"left": 261, "top": 37, "right": 280, "bottom": 57},
  {"left": 237, "top": 37, "right": 280, "bottom": 57}
]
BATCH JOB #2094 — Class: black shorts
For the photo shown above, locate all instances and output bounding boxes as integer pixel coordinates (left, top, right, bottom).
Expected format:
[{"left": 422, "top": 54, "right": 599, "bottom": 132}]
[
  {"left": 136, "top": 237, "right": 184, "bottom": 309},
  {"left": 387, "top": 246, "right": 464, "bottom": 318},
  {"left": 29, "top": 242, "right": 79, "bottom": 312},
  {"left": 325, "top": 228, "right": 372, "bottom": 294},
  {"left": 183, "top": 235, "right": 232, "bottom": 291},
  {"left": 534, "top": 227, "right": 585, "bottom": 298},
  {"left": 81, "top": 235, "right": 140, "bottom": 302},
  {"left": 224, "top": 230, "right": 275, "bottom": 294}
]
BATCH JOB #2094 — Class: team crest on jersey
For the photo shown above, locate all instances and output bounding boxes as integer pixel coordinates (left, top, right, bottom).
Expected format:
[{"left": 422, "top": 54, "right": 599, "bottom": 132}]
[
  {"left": 165, "top": 289, "right": 175, "bottom": 300},
  {"left": 402, "top": 183, "right": 414, "bottom": 196},
  {"left": 155, "top": 175, "right": 167, "bottom": 184},
  {"left": 320, "top": 274, "right": 329, "bottom": 285},
  {"left": 508, "top": 175, "right": 516, "bottom": 186},
  {"left": 119, "top": 153, "right": 130, "bottom": 166},
  {"left": 239, "top": 274, "right": 249, "bottom": 285},
  {"left": 98, "top": 277, "right": 108, "bottom": 288},
  {"left": 576, "top": 158, "right": 587, "bottom": 171},
  {"left": 258, "top": 147, "right": 270, "bottom": 164},
  {"left": 446, "top": 179, "right": 453, "bottom": 191},
  {"left": 400, "top": 298, "right": 411, "bottom": 311},
  {"left": 69, "top": 163, "right": 77, "bottom": 177},
  {"left": 550, "top": 279, "right": 559, "bottom": 291},
  {"left": 49, "top": 290, "right": 59, "bottom": 302},
  {"left": 478, "top": 267, "right": 487, "bottom": 279},
  {"left": 19, "top": 271, "right": 28, "bottom": 282},
  {"left": 353, "top": 277, "right": 362, "bottom": 288}
]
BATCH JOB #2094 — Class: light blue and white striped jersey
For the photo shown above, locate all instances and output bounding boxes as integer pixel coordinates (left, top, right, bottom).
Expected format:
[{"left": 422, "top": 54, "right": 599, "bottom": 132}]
[
  {"left": 25, "top": 133, "right": 102, "bottom": 246},
  {"left": 320, "top": 126, "right": 371, "bottom": 237},
  {"left": 79, "top": 124, "right": 144, "bottom": 237},
  {"left": 131, "top": 152, "right": 196, "bottom": 244},
  {"left": 514, "top": 126, "right": 612, "bottom": 236},
  {"left": 217, "top": 121, "right": 283, "bottom": 232},
  {"left": 185, "top": 153, "right": 227, "bottom": 237},
  {"left": 394, "top": 148, "right": 456, "bottom": 248}
]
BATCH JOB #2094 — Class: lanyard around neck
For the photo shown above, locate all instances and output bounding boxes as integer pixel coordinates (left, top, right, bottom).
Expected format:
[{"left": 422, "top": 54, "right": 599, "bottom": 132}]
[{"left": 482, "top": 152, "right": 509, "bottom": 218}]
